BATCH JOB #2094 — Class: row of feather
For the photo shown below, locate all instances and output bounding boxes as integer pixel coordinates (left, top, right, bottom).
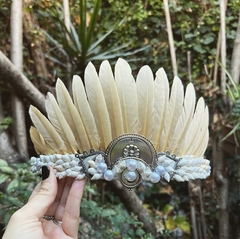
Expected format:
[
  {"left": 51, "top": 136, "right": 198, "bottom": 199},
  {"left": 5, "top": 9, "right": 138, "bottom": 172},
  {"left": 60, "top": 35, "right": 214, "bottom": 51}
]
[{"left": 29, "top": 58, "right": 209, "bottom": 158}]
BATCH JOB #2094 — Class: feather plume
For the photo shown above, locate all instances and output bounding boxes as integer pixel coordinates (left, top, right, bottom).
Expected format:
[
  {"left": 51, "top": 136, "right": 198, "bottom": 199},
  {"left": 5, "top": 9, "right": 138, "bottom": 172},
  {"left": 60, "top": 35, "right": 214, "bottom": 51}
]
[
  {"left": 181, "top": 97, "right": 205, "bottom": 155},
  {"left": 114, "top": 58, "right": 139, "bottom": 133},
  {"left": 29, "top": 126, "right": 55, "bottom": 155},
  {"left": 170, "top": 83, "right": 196, "bottom": 154},
  {"left": 152, "top": 68, "right": 169, "bottom": 151},
  {"left": 46, "top": 92, "right": 78, "bottom": 153},
  {"left": 29, "top": 105, "right": 66, "bottom": 153},
  {"left": 162, "top": 77, "right": 184, "bottom": 151},
  {"left": 72, "top": 75, "right": 100, "bottom": 149},
  {"left": 56, "top": 79, "right": 90, "bottom": 152},
  {"left": 136, "top": 65, "right": 154, "bottom": 139},
  {"left": 99, "top": 60, "right": 124, "bottom": 139},
  {"left": 84, "top": 62, "right": 112, "bottom": 149},
  {"left": 192, "top": 105, "right": 209, "bottom": 156}
]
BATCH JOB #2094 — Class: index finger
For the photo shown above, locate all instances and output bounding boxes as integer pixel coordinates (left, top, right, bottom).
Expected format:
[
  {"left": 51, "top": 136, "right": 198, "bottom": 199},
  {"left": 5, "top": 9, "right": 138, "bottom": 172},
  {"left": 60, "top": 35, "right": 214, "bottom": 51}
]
[{"left": 62, "top": 179, "right": 86, "bottom": 238}]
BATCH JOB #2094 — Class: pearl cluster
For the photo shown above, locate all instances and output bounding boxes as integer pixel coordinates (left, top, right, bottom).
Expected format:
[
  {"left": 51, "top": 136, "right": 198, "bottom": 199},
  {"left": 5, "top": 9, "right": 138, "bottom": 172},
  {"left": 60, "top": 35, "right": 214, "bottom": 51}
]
[{"left": 30, "top": 152, "right": 211, "bottom": 184}]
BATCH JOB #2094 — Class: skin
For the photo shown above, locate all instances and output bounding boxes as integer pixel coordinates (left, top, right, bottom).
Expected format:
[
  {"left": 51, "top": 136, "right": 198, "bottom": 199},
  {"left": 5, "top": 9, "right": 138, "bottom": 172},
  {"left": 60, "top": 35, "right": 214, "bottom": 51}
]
[{"left": 2, "top": 167, "right": 86, "bottom": 239}]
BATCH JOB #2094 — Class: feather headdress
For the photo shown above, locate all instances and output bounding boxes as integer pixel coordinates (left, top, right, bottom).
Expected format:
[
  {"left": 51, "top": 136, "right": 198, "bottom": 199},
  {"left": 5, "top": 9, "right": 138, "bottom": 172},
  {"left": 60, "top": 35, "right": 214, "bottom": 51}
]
[{"left": 30, "top": 58, "right": 210, "bottom": 188}]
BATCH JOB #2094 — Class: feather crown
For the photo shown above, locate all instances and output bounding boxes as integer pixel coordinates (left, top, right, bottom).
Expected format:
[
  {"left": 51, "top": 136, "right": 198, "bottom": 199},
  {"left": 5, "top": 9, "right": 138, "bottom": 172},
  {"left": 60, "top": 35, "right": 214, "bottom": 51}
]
[{"left": 29, "top": 58, "right": 210, "bottom": 188}]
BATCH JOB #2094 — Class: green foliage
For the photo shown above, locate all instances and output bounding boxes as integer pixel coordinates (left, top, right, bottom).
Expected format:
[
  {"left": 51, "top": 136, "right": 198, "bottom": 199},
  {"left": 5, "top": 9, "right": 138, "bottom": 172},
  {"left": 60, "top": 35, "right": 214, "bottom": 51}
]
[
  {"left": 0, "top": 117, "right": 13, "bottom": 131},
  {"left": 0, "top": 159, "right": 38, "bottom": 227}
]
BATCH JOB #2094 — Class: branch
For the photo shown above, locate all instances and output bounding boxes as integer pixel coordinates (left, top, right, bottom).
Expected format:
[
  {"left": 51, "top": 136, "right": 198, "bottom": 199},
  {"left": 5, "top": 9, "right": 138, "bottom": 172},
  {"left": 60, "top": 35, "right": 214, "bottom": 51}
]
[
  {"left": 0, "top": 51, "right": 46, "bottom": 114},
  {"left": 108, "top": 180, "right": 157, "bottom": 236}
]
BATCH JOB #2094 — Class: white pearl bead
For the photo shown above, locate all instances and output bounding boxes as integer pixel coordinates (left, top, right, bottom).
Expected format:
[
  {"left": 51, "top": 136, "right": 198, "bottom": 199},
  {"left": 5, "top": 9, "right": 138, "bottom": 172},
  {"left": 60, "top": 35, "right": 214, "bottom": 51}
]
[
  {"left": 104, "top": 170, "right": 115, "bottom": 181},
  {"left": 97, "top": 162, "right": 107, "bottom": 173},
  {"left": 149, "top": 172, "right": 160, "bottom": 183},
  {"left": 124, "top": 170, "right": 137, "bottom": 182},
  {"left": 156, "top": 165, "right": 166, "bottom": 176},
  {"left": 126, "top": 159, "right": 138, "bottom": 171}
]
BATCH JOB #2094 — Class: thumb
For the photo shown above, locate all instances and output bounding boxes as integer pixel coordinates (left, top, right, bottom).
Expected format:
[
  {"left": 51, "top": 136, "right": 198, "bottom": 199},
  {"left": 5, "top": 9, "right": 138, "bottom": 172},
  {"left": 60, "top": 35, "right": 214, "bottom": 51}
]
[{"left": 21, "top": 165, "right": 58, "bottom": 219}]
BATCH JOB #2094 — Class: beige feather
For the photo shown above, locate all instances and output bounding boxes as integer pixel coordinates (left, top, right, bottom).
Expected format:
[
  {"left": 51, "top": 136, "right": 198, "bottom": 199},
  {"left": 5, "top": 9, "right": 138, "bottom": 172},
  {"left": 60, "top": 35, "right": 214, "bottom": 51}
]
[
  {"left": 162, "top": 76, "right": 184, "bottom": 151},
  {"left": 181, "top": 97, "right": 205, "bottom": 155},
  {"left": 191, "top": 105, "right": 209, "bottom": 156},
  {"left": 56, "top": 79, "right": 90, "bottom": 152},
  {"left": 170, "top": 83, "right": 196, "bottom": 154},
  {"left": 84, "top": 62, "right": 112, "bottom": 150},
  {"left": 136, "top": 65, "right": 154, "bottom": 139},
  {"left": 72, "top": 75, "right": 100, "bottom": 149},
  {"left": 29, "top": 126, "right": 55, "bottom": 155},
  {"left": 114, "top": 58, "right": 139, "bottom": 133},
  {"left": 46, "top": 92, "right": 78, "bottom": 153},
  {"left": 29, "top": 105, "right": 66, "bottom": 153},
  {"left": 152, "top": 68, "right": 169, "bottom": 151},
  {"left": 99, "top": 60, "right": 124, "bottom": 139}
]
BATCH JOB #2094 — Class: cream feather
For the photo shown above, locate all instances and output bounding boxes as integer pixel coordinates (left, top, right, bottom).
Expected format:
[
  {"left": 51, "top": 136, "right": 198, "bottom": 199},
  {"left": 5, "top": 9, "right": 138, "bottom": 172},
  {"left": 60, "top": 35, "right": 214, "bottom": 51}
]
[
  {"left": 181, "top": 97, "right": 205, "bottom": 155},
  {"left": 29, "top": 126, "right": 55, "bottom": 155},
  {"left": 114, "top": 58, "right": 139, "bottom": 133},
  {"left": 192, "top": 105, "right": 209, "bottom": 156},
  {"left": 84, "top": 62, "right": 112, "bottom": 150},
  {"left": 99, "top": 60, "right": 124, "bottom": 139},
  {"left": 29, "top": 105, "right": 66, "bottom": 153},
  {"left": 170, "top": 83, "right": 196, "bottom": 154},
  {"left": 136, "top": 65, "right": 154, "bottom": 139},
  {"left": 46, "top": 92, "right": 78, "bottom": 153},
  {"left": 162, "top": 76, "right": 184, "bottom": 151},
  {"left": 152, "top": 68, "right": 169, "bottom": 151},
  {"left": 72, "top": 75, "right": 100, "bottom": 149},
  {"left": 56, "top": 79, "right": 90, "bottom": 152}
]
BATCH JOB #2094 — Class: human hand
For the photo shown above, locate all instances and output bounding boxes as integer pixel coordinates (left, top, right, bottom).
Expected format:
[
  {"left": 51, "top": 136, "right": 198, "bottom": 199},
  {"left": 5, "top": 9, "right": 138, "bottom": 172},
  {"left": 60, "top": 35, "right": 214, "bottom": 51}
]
[{"left": 2, "top": 166, "right": 86, "bottom": 239}]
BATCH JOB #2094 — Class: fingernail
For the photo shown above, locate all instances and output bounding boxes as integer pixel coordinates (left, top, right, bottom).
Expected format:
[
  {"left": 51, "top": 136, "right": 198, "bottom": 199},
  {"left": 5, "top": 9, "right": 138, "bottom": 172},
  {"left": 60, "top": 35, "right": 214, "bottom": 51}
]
[{"left": 42, "top": 165, "right": 50, "bottom": 180}]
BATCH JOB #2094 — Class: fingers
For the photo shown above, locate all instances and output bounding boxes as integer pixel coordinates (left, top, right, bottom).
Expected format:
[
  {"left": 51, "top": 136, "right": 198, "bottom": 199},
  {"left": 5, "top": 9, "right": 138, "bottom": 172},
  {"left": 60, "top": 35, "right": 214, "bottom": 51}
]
[
  {"left": 62, "top": 179, "right": 86, "bottom": 238},
  {"left": 19, "top": 166, "right": 58, "bottom": 219}
]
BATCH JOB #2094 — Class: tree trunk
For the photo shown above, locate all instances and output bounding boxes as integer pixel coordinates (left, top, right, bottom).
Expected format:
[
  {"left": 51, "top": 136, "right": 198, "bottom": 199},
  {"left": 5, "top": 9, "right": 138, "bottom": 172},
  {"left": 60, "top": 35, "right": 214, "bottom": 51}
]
[
  {"left": 231, "top": 11, "right": 240, "bottom": 84},
  {"left": 0, "top": 51, "right": 46, "bottom": 114},
  {"left": 163, "top": 0, "right": 178, "bottom": 76},
  {"left": 11, "top": 0, "right": 29, "bottom": 160}
]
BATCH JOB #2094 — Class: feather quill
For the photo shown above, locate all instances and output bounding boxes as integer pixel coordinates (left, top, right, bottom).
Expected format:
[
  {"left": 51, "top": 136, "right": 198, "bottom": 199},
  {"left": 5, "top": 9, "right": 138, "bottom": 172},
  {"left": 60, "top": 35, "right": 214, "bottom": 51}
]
[
  {"left": 162, "top": 77, "right": 184, "bottom": 151},
  {"left": 72, "top": 75, "right": 100, "bottom": 149},
  {"left": 29, "top": 105, "right": 66, "bottom": 153},
  {"left": 84, "top": 62, "right": 112, "bottom": 150},
  {"left": 136, "top": 65, "right": 154, "bottom": 139},
  {"left": 152, "top": 68, "right": 169, "bottom": 151},
  {"left": 114, "top": 58, "right": 139, "bottom": 133},
  {"left": 99, "top": 60, "right": 124, "bottom": 139},
  {"left": 46, "top": 92, "right": 78, "bottom": 153},
  {"left": 56, "top": 79, "right": 90, "bottom": 152}
]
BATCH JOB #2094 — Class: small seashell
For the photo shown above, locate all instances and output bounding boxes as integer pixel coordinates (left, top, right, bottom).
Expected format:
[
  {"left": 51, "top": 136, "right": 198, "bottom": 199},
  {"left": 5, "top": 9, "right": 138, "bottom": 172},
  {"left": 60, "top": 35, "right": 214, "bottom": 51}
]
[
  {"left": 62, "top": 155, "right": 71, "bottom": 162},
  {"left": 67, "top": 171, "right": 79, "bottom": 177},
  {"left": 69, "top": 160, "right": 78, "bottom": 167},
  {"left": 56, "top": 159, "right": 64, "bottom": 165},
  {"left": 54, "top": 165, "right": 65, "bottom": 171},
  {"left": 88, "top": 168, "right": 97, "bottom": 175},
  {"left": 91, "top": 173, "right": 103, "bottom": 180},
  {"left": 95, "top": 154, "right": 104, "bottom": 164},
  {"left": 72, "top": 166, "right": 82, "bottom": 172},
  {"left": 173, "top": 174, "right": 184, "bottom": 182},
  {"left": 48, "top": 162, "right": 55, "bottom": 167},
  {"left": 62, "top": 163, "right": 71, "bottom": 169},
  {"left": 76, "top": 174, "right": 85, "bottom": 180},
  {"left": 137, "top": 161, "right": 146, "bottom": 173},
  {"left": 88, "top": 160, "right": 96, "bottom": 168},
  {"left": 157, "top": 155, "right": 166, "bottom": 163},
  {"left": 163, "top": 172, "right": 170, "bottom": 182}
]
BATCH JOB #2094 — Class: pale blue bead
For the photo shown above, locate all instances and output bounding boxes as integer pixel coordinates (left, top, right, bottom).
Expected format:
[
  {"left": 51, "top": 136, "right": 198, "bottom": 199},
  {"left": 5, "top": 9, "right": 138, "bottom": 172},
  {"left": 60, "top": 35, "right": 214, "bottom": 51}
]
[
  {"left": 124, "top": 170, "right": 137, "bottom": 182},
  {"left": 104, "top": 170, "right": 115, "bottom": 181},
  {"left": 156, "top": 165, "right": 166, "bottom": 176},
  {"left": 150, "top": 172, "right": 160, "bottom": 183},
  {"left": 97, "top": 162, "right": 107, "bottom": 173},
  {"left": 126, "top": 159, "right": 138, "bottom": 171}
]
